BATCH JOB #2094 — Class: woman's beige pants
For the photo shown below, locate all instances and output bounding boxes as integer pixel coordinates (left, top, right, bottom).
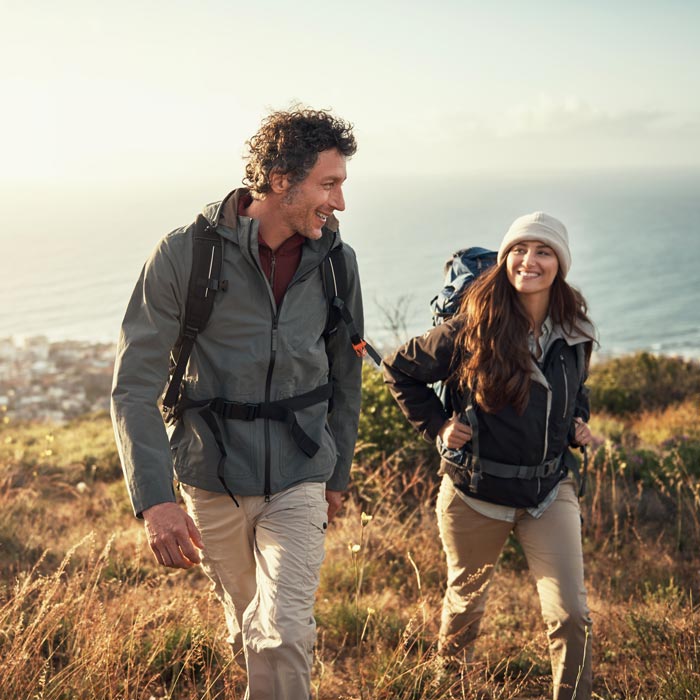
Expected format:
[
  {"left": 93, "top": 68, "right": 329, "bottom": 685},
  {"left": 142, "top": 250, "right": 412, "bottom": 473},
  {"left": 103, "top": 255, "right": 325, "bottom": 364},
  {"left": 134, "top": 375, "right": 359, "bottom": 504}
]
[
  {"left": 436, "top": 475, "right": 592, "bottom": 700},
  {"left": 181, "top": 481, "right": 328, "bottom": 700}
]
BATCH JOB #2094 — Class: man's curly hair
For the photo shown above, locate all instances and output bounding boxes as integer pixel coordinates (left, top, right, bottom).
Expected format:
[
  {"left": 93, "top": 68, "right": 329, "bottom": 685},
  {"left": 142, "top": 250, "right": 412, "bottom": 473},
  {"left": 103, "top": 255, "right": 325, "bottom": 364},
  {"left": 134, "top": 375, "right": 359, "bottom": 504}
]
[{"left": 244, "top": 108, "right": 357, "bottom": 197}]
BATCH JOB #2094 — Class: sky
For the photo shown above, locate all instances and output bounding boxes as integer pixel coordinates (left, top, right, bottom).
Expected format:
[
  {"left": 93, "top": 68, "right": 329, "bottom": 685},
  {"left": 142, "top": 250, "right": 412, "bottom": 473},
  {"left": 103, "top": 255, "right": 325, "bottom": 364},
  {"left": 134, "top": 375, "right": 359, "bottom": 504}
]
[{"left": 2, "top": 0, "right": 700, "bottom": 192}]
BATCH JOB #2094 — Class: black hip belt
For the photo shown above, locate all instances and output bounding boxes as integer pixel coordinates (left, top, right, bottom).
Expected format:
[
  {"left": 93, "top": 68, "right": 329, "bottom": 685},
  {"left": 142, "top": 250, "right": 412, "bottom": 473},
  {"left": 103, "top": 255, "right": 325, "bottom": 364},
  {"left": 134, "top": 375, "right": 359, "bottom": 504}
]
[
  {"left": 443, "top": 452, "right": 563, "bottom": 483},
  {"left": 448, "top": 404, "right": 564, "bottom": 494},
  {"left": 174, "top": 383, "right": 332, "bottom": 504},
  {"left": 179, "top": 382, "right": 332, "bottom": 459}
]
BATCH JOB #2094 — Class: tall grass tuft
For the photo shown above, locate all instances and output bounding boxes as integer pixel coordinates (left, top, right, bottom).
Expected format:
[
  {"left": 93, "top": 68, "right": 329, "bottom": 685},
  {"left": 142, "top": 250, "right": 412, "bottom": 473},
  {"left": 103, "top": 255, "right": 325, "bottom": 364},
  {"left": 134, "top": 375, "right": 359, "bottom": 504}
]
[{"left": 2, "top": 352, "right": 700, "bottom": 698}]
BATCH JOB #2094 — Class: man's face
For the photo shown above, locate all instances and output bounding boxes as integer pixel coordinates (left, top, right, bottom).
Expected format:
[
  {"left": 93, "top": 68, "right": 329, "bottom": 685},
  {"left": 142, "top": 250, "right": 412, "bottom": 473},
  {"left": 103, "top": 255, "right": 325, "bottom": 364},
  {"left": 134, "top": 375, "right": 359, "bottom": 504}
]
[{"left": 279, "top": 148, "right": 347, "bottom": 240}]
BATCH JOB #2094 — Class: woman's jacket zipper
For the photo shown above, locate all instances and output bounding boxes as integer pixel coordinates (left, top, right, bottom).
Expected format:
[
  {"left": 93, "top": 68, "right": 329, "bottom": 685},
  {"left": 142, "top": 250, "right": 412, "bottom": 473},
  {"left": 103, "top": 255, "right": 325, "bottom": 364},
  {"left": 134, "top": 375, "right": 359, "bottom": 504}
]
[{"left": 560, "top": 353, "right": 569, "bottom": 419}]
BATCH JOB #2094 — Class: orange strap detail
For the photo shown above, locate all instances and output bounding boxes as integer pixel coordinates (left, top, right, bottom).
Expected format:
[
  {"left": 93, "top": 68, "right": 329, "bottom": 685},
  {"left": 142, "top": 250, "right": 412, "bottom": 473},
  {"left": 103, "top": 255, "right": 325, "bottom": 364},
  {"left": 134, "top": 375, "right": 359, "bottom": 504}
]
[{"left": 352, "top": 340, "right": 368, "bottom": 358}]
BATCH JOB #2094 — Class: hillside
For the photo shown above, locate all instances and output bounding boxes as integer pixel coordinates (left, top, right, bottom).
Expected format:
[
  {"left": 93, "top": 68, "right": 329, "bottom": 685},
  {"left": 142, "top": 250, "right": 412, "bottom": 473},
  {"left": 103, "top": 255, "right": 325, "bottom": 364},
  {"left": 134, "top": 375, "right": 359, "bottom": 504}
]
[{"left": 1, "top": 354, "right": 699, "bottom": 699}]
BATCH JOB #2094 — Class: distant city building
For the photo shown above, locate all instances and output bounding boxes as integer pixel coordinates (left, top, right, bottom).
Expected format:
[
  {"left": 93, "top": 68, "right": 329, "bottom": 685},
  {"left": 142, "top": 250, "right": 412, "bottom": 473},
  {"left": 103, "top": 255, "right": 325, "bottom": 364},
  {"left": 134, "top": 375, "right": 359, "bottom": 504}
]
[{"left": 0, "top": 337, "right": 115, "bottom": 423}]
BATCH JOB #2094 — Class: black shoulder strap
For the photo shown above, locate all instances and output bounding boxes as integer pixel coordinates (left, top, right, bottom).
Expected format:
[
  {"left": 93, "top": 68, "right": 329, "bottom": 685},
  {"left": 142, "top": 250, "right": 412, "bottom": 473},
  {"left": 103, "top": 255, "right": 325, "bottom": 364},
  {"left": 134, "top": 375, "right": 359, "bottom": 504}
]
[
  {"left": 321, "top": 245, "right": 345, "bottom": 338},
  {"left": 573, "top": 340, "right": 589, "bottom": 498},
  {"left": 162, "top": 215, "right": 227, "bottom": 413},
  {"left": 322, "top": 246, "right": 382, "bottom": 366},
  {"left": 574, "top": 341, "right": 588, "bottom": 386}
]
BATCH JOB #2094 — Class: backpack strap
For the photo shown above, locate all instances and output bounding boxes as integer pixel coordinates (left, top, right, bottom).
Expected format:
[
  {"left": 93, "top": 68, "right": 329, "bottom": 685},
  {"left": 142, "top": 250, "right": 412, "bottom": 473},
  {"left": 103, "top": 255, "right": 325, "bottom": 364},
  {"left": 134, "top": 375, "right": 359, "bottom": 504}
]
[
  {"left": 322, "top": 246, "right": 382, "bottom": 366},
  {"left": 464, "top": 404, "right": 481, "bottom": 492},
  {"left": 574, "top": 341, "right": 586, "bottom": 387},
  {"left": 573, "top": 340, "right": 589, "bottom": 497},
  {"left": 178, "top": 382, "right": 333, "bottom": 502},
  {"left": 162, "top": 215, "right": 227, "bottom": 418}
]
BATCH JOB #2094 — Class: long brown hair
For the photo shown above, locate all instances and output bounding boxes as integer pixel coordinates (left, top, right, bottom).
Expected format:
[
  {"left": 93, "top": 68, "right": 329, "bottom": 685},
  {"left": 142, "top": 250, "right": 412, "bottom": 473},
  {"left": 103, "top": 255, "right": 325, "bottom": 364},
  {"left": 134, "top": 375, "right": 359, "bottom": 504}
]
[{"left": 453, "top": 262, "right": 594, "bottom": 414}]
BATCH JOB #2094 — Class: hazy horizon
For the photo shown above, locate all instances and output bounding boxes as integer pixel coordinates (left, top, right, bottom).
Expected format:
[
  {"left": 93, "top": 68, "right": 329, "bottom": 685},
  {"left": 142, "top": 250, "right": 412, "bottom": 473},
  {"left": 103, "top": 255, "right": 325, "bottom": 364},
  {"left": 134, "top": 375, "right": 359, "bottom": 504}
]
[{"left": 2, "top": 1, "right": 699, "bottom": 196}]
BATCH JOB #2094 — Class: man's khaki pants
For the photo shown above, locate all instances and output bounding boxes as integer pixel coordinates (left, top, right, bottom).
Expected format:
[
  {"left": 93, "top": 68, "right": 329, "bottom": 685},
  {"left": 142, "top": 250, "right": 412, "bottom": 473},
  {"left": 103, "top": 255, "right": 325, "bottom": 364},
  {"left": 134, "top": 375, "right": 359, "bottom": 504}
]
[
  {"left": 436, "top": 475, "right": 592, "bottom": 700},
  {"left": 181, "top": 481, "right": 328, "bottom": 700}
]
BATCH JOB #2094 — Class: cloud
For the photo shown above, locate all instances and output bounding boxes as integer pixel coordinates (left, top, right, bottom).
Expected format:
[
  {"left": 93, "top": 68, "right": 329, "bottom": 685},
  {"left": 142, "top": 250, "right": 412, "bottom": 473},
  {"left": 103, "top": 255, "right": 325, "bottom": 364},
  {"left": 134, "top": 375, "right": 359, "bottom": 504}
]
[
  {"left": 496, "top": 95, "right": 698, "bottom": 138},
  {"left": 441, "top": 96, "right": 700, "bottom": 140}
]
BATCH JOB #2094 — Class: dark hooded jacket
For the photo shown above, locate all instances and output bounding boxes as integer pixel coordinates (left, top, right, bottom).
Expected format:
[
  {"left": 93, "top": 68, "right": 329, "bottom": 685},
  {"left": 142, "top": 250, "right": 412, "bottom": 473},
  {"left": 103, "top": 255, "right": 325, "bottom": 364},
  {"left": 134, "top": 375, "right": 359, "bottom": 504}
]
[
  {"left": 383, "top": 317, "right": 593, "bottom": 507},
  {"left": 112, "top": 189, "right": 364, "bottom": 516}
]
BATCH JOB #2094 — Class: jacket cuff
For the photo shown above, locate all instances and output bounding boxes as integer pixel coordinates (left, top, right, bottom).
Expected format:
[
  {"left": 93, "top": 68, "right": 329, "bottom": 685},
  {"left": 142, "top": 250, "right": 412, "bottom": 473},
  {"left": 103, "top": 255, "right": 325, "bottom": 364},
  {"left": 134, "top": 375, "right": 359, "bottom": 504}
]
[
  {"left": 423, "top": 411, "right": 449, "bottom": 442},
  {"left": 326, "top": 464, "right": 350, "bottom": 492},
  {"left": 130, "top": 479, "right": 177, "bottom": 519}
]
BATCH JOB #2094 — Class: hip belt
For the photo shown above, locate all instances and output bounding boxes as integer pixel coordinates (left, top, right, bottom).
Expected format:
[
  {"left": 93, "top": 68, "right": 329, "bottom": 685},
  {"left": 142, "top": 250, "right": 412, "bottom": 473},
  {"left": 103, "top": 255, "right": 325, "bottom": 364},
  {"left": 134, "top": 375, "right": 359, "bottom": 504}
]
[
  {"left": 444, "top": 403, "right": 563, "bottom": 493},
  {"left": 174, "top": 382, "right": 333, "bottom": 503},
  {"left": 443, "top": 452, "right": 564, "bottom": 489}
]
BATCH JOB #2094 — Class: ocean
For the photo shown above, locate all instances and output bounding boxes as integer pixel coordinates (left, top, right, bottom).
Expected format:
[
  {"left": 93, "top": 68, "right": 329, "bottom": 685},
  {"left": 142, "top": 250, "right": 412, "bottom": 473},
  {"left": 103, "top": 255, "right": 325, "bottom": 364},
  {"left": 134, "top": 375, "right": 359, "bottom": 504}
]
[{"left": 1, "top": 169, "right": 699, "bottom": 359}]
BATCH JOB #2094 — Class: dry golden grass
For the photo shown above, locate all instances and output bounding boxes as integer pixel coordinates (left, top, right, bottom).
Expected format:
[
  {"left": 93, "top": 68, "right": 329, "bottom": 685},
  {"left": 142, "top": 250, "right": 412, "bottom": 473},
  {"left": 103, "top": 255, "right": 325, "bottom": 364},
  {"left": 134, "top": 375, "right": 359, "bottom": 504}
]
[{"left": 1, "top": 413, "right": 698, "bottom": 699}]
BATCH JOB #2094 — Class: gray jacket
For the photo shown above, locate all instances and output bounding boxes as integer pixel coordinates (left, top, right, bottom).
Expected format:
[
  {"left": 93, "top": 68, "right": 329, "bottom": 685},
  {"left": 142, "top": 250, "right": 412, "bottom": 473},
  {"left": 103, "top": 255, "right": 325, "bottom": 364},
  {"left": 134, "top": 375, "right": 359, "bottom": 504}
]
[{"left": 111, "top": 189, "right": 364, "bottom": 516}]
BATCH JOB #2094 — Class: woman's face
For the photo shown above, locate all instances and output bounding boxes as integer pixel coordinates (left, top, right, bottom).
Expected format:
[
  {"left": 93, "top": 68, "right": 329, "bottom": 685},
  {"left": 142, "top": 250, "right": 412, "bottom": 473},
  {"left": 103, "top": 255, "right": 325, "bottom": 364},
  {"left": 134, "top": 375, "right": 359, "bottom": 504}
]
[{"left": 506, "top": 240, "right": 559, "bottom": 297}]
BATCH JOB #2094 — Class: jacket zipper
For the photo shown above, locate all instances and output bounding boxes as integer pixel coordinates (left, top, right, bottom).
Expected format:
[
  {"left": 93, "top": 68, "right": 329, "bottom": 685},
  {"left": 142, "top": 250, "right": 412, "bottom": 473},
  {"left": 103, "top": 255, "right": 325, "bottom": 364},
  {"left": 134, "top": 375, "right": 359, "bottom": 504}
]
[
  {"left": 540, "top": 349, "right": 554, "bottom": 464},
  {"left": 249, "top": 231, "right": 278, "bottom": 501},
  {"left": 560, "top": 353, "right": 569, "bottom": 419},
  {"left": 269, "top": 253, "right": 276, "bottom": 298},
  {"left": 263, "top": 250, "right": 279, "bottom": 502},
  {"left": 255, "top": 231, "right": 337, "bottom": 500},
  {"left": 263, "top": 315, "right": 278, "bottom": 500}
]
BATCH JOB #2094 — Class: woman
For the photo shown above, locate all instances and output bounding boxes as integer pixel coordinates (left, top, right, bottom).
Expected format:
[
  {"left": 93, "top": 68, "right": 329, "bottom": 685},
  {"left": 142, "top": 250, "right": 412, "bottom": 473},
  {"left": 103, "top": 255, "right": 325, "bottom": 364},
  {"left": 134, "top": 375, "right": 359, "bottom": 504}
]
[{"left": 383, "top": 212, "right": 595, "bottom": 700}]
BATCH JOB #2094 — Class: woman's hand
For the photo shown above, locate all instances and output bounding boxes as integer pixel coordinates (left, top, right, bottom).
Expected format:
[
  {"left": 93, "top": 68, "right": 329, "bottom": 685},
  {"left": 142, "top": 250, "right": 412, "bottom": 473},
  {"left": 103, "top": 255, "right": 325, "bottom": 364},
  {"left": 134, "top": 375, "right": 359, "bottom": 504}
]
[
  {"left": 573, "top": 417, "right": 592, "bottom": 446},
  {"left": 438, "top": 413, "right": 473, "bottom": 450}
]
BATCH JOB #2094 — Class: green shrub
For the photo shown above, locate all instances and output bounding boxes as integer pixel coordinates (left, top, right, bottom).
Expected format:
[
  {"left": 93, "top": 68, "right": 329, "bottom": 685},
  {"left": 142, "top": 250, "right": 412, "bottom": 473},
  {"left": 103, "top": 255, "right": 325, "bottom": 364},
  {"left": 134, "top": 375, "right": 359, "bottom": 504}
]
[
  {"left": 589, "top": 353, "right": 700, "bottom": 415},
  {"left": 357, "top": 364, "right": 429, "bottom": 464}
]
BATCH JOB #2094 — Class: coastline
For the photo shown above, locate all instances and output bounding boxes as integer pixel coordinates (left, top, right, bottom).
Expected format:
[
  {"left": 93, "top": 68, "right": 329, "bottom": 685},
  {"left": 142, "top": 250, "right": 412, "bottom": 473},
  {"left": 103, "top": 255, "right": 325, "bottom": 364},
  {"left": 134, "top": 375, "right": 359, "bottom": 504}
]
[{"left": 2, "top": 335, "right": 698, "bottom": 425}]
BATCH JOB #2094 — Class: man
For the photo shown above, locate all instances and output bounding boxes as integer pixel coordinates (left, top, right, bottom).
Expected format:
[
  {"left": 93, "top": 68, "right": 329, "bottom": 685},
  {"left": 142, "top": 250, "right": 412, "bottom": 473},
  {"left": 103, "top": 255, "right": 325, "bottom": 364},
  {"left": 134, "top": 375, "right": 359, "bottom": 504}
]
[{"left": 111, "top": 108, "right": 364, "bottom": 699}]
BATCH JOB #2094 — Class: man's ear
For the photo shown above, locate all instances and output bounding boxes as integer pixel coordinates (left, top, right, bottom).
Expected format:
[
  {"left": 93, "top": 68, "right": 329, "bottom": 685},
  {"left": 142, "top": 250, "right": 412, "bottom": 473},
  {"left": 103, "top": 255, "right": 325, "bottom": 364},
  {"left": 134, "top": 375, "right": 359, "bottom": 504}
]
[{"left": 269, "top": 169, "right": 291, "bottom": 195}]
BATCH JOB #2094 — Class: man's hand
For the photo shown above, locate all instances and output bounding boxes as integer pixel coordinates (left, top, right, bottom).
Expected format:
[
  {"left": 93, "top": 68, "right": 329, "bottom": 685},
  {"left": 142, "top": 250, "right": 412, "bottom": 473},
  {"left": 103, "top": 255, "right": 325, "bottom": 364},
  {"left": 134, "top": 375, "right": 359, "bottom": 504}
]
[
  {"left": 438, "top": 413, "right": 473, "bottom": 450},
  {"left": 142, "top": 502, "right": 204, "bottom": 569},
  {"left": 325, "top": 490, "right": 344, "bottom": 523}
]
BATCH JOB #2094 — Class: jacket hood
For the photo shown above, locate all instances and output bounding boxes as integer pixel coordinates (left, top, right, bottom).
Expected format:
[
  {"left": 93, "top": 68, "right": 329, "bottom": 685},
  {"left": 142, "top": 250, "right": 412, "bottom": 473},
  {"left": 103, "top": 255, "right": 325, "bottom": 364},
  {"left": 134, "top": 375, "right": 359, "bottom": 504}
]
[
  {"left": 554, "top": 318, "right": 597, "bottom": 348},
  {"left": 529, "top": 318, "right": 596, "bottom": 389},
  {"left": 200, "top": 188, "right": 344, "bottom": 311}
]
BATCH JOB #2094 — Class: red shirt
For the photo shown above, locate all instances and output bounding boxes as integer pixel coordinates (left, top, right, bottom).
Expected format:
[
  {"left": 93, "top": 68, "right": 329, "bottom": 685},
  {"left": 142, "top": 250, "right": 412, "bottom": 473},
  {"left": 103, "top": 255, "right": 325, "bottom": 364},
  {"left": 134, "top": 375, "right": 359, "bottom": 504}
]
[{"left": 238, "top": 194, "right": 304, "bottom": 306}]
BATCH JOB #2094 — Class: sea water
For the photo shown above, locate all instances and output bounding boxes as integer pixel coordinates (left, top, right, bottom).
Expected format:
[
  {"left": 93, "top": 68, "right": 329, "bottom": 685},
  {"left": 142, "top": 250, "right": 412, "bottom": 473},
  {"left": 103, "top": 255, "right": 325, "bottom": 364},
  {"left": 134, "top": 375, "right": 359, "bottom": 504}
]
[{"left": 1, "top": 169, "right": 698, "bottom": 359}]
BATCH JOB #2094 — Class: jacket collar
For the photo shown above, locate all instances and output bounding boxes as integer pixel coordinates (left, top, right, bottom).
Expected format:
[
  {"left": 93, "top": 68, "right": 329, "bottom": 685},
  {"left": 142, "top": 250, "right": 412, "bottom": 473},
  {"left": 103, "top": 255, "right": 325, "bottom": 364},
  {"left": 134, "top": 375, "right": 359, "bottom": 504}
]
[
  {"left": 201, "top": 189, "right": 342, "bottom": 277},
  {"left": 528, "top": 318, "right": 595, "bottom": 388},
  {"left": 549, "top": 318, "right": 597, "bottom": 347}
]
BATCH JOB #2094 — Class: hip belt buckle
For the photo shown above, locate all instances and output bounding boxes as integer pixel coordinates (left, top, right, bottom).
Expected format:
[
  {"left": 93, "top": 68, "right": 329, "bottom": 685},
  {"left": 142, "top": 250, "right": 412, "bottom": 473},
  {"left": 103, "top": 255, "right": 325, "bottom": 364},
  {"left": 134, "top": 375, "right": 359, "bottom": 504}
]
[{"left": 242, "top": 403, "right": 259, "bottom": 421}]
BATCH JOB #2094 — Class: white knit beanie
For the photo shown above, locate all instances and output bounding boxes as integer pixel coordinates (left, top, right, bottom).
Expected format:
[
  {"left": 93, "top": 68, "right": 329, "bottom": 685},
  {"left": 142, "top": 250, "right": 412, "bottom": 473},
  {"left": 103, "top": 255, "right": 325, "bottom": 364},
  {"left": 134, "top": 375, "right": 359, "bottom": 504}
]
[{"left": 497, "top": 212, "right": 571, "bottom": 278}]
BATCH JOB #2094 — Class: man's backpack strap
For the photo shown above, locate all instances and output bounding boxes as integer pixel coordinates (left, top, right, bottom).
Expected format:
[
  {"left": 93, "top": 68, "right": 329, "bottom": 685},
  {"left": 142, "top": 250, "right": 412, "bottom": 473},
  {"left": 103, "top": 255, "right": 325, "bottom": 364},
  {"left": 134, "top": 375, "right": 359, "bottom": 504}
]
[
  {"left": 322, "top": 246, "right": 382, "bottom": 366},
  {"left": 162, "top": 215, "right": 227, "bottom": 417}
]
